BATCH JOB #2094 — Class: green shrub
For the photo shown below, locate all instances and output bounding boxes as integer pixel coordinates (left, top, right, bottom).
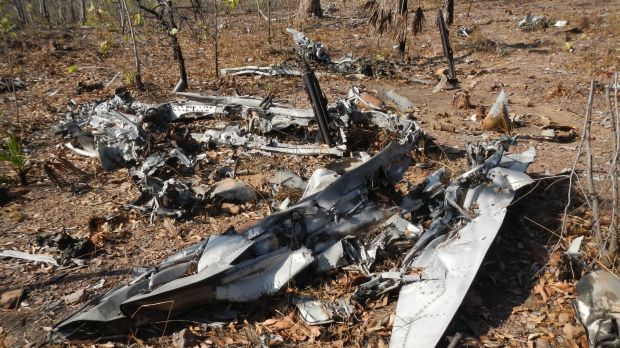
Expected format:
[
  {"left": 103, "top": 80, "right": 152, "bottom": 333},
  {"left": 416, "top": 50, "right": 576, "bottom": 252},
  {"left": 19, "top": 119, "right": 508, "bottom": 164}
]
[{"left": 0, "top": 134, "right": 27, "bottom": 185}]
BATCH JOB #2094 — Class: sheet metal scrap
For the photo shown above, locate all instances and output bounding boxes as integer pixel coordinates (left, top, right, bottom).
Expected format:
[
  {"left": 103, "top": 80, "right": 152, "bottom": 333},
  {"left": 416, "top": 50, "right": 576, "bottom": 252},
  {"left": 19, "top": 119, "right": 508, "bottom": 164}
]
[
  {"left": 50, "top": 127, "right": 427, "bottom": 342},
  {"left": 389, "top": 146, "right": 535, "bottom": 348},
  {"left": 575, "top": 270, "right": 620, "bottom": 347}
]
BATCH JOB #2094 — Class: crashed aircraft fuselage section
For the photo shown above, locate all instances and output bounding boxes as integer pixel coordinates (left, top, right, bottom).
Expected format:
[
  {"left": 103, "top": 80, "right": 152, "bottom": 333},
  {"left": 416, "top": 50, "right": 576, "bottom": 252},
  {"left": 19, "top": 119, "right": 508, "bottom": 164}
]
[{"left": 51, "top": 112, "right": 536, "bottom": 347}]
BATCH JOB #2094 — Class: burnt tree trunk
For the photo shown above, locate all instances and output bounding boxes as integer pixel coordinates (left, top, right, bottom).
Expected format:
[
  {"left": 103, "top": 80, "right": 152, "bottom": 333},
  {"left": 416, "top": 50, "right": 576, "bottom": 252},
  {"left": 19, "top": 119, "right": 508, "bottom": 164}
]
[
  {"left": 69, "top": 0, "right": 76, "bottom": 22},
  {"left": 444, "top": 0, "right": 453, "bottom": 25},
  {"left": 397, "top": 0, "right": 407, "bottom": 57},
  {"left": 165, "top": 0, "right": 187, "bottom": 91},
  {"left": 299, "top": 0, "right": 322, "bottom": 18}
]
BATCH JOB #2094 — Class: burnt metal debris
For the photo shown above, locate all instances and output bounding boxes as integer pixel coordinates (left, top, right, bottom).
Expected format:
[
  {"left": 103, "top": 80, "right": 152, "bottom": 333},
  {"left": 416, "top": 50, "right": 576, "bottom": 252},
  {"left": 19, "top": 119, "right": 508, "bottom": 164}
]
[
  {"left": 50, "top": 114, "right": 537, "bottom": 347},
  {"left": 221, "top": 29, "right": 414, "bottom": 79},
  {"left": 437, "top": 9, "right": 459, "bottom": 88}
]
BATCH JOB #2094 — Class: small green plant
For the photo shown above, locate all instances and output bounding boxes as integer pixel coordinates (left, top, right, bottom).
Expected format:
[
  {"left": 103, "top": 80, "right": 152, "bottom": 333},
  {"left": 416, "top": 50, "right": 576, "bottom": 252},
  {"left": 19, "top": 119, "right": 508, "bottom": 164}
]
[
  {"left": 99, "top": 39, "right": 110, "bottom": 55},
  {"left": 67, "top": 65, "right": 78, "bottom": 73},
  {"left": 133, "top": 13, "right": 144, "bottom": 27},
  {"left": 123, "top": 70, "right": 137, "bottom": 86},
  {"left": 223, "top": 0, "right": 239, "bottom": 9},
  {"left": 0, "top": 134, "right": 27, "bottom": 185}
]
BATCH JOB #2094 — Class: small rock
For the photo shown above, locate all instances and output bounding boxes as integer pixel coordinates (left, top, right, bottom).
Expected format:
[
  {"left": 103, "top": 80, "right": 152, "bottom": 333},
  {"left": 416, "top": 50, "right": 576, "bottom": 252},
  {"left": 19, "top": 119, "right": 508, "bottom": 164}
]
[
  {"left": 173, "top": 328, "right": 197, "bottom": 348},
  {"left": 62, "top": 288, "right": 86, "bottom": 304},
  {"left": 221, "top": 203, "right": 240, "bottom": 215},
  {"left": 1, "top": 289, "right": 23, "bottom": 309}
]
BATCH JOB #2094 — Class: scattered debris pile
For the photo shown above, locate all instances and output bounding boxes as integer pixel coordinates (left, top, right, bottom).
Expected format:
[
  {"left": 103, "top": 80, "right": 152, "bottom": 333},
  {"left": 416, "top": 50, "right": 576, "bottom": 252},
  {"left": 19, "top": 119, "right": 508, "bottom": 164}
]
[
  {"left": 50, "top": 127, "right": 537, "bottom": 347},
  {"left": 221, "top": 28, "right": 409, "bottom": 78},
  {"left": 54, "top": 78, "right": 416, "bottom": 219}
]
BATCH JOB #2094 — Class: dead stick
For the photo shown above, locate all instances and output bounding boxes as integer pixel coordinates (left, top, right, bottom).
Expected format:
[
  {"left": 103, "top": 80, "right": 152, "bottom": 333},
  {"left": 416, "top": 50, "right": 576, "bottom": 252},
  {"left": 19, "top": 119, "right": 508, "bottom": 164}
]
[
  {"left": 557, "top": 79, "right": 595, "bottom": 251},
  {"left": 609, "top": 73, "right": 620, "bottom": 261},
  {"left": 607, "top": 74, "right": 618, "bottom": 259},
  {"left": 584, "top": 78, "right": 601, "bottom": 244},
  {"left": 267, "top": 0, "right": 272, "bottom": 44}
]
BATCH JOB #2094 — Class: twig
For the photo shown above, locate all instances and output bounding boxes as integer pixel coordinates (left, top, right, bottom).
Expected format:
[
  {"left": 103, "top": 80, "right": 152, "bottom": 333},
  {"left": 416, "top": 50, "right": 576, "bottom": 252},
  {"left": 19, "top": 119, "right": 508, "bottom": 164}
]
[
  {"left": 584, "top": 79, "right": 601, "bottom": 244},
  {"left": 607, "top": 72, "right": 620, "bottom": 263},
  {"left": 557, "top": 79, "right": 595, "bottom": 252}
]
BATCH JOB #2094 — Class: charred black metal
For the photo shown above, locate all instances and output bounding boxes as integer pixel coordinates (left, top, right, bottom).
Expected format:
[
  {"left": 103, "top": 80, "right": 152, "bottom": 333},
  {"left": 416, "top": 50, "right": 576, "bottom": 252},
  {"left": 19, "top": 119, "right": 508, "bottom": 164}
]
[
  {"left": 301, "top": 62, "right": 335, "bottom": 146},
  {"left": 437, "top": 9, "right": 459, "bottom": 88}
]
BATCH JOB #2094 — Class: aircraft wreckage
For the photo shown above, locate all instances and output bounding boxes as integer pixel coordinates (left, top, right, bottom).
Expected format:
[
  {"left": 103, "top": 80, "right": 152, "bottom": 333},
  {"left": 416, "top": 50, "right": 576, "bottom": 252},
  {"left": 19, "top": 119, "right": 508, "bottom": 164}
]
[
  {"left": 51, "top": 97, "right": 536, "bottom": 347},
  {"left": 51, "top": 64, "right": 537, "bottom": 346}
]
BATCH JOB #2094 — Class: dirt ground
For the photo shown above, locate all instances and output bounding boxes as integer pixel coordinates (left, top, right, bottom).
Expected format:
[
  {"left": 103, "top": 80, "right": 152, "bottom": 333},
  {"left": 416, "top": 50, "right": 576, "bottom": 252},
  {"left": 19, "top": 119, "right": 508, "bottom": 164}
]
[{"left": 1, "top": 0, "right": 619, "bottom": 347}]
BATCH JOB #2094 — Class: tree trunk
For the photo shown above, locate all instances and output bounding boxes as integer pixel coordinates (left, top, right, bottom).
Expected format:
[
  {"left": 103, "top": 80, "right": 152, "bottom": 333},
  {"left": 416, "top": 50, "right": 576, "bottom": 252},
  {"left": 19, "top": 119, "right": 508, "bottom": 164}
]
[
  {"left": 11, "top": 0, "right": 28, "bottom": 26},
  {"left": 444, "top": 0, "right": 453, "bottom": 25},
  {"left": 121, "top": 0, "right": 142, "bottom": 89},
  {"left": 118, "top": 0, "right": 126, "bottom": 34},
  {"left": 165, "top": 0, "right": 187, "bottom": 91},
  {"left": 69, "top": 0, "right": 76, "bottom": 22},
  {"left": 214, "top": 0, "right": 219, "bottom": 77},
  {"left": 397, "top": 0, "right": 407, "bottom": 57},
  {"left": 299, "top": 0, "right": 322, "bottom": 18},
  {"left": 80, "top": 0, "right": 86, "bottom": 24},
  {"left": 41, "top": 0, "right": 50, "bottom": 23}
]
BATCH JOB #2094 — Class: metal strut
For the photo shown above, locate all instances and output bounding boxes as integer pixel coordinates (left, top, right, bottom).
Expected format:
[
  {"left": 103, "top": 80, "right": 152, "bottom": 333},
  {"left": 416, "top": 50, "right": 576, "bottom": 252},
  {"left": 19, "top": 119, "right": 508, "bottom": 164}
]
[{"left": 302, "top": 62, "right": 335, "bottom": 146}]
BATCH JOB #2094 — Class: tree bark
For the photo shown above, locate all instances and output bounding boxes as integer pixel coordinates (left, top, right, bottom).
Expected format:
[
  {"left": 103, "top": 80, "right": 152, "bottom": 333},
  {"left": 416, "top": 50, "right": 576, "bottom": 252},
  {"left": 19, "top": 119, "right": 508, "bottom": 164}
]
[{"left": 299, "top": 0, "right": 322, "bottom": 18}]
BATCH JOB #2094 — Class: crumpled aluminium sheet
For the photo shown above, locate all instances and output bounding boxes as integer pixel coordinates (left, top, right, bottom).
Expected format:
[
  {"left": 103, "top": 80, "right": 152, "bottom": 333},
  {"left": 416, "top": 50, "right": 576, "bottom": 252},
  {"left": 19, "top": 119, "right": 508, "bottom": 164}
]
[
  {"left": 575, "top": 270, "right": 620, "bottom": 347},
  {"left": 50, "top": 129, "right": 426, "bottom": 342},
  {"left": 390, "top": 148, "right": 535, "bottom": 348}
]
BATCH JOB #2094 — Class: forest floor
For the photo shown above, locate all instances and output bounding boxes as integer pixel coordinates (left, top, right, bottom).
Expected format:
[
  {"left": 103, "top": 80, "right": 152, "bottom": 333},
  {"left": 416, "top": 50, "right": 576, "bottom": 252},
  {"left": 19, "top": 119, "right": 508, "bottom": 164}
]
[{"left": 1, "top": 0, "right": 619, "bottom": 347}]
